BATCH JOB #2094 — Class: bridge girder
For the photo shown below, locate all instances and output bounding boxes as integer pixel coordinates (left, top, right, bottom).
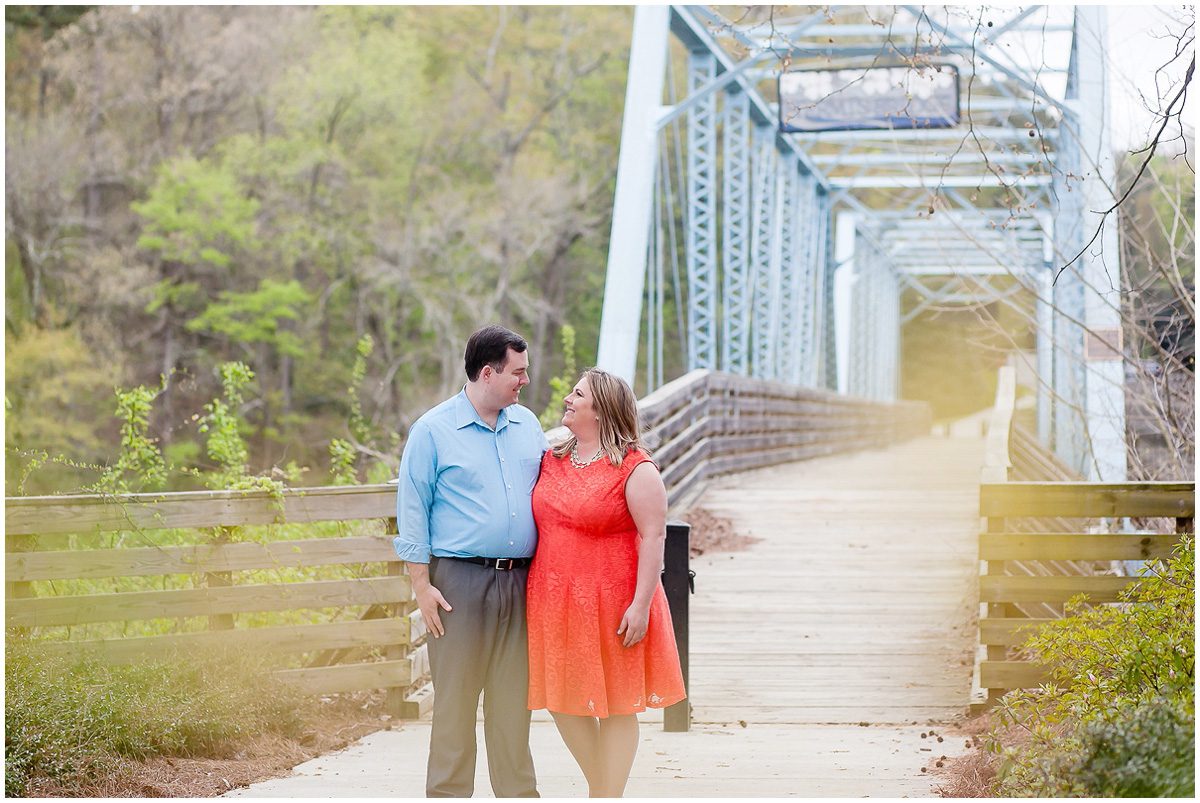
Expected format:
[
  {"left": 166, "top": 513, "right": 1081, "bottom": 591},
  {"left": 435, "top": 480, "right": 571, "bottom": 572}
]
[{"left": 598, "top": 5, "right": 1127, "bottom": 479}]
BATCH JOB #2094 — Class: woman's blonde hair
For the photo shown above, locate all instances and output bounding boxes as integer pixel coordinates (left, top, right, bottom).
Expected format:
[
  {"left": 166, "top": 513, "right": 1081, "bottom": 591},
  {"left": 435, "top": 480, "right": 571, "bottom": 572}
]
[{"left": 552, "top": 368, "right": 647, "bottom": 466}]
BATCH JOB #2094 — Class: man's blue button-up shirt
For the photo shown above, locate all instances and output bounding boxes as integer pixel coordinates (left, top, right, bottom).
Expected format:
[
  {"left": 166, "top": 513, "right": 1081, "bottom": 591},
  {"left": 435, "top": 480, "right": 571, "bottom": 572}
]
[{"left": 393, "top": 388, "right": 549, "bottom": 563}]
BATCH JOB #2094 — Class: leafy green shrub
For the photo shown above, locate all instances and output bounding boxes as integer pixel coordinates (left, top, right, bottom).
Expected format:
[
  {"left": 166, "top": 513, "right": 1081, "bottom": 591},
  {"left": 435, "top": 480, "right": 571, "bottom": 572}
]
[
  {"left": 90, "top": 377, "right": 168, "bottom": 494},
  {"left": 5, "top": 643, "right": 312, "bottom": 797},
  {"left": 1065, "top": 695, "right": 1193, "bottom": 796},
  {"left": 329, "top": 334, "right": 376, "bottom": 485},
  {"left": 994, "top": 695, "right": 1194, "bottom": 797},
  {"left": 991, "top": 536, "right": 1195, "bottom": 796},
  {"left": 539, "top": 324, "right": 577, "bottom": 429}
]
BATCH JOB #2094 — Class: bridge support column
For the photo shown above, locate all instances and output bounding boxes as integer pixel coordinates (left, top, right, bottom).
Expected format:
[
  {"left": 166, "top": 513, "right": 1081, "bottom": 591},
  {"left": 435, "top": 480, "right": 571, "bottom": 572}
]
[
  {"left": 833, "top": 211, "right": 856, "bottom": 394},
  {"left": 1035, "top": 268, "right": 1054, "bottom": 446},
  {"left": 800, "top": 188, "right": 830, "bottom": 388},
  {"left": 685, "top": 50, "right": 720, "bottom": 371},
  {"left": 1073, "top": 6, "right": 1126, "bottom": 482},
  {"left": 597, "top": 5, "right": 670, "bottom": 383},
  {"left": 775, "top": 155, "right": 801, "bottom": 382},
  {"left": 749, "top": 124, "right": 777, "bottom": 379},
  {"left": 721, "top": 90, "right": 752, "bottom": 375}
]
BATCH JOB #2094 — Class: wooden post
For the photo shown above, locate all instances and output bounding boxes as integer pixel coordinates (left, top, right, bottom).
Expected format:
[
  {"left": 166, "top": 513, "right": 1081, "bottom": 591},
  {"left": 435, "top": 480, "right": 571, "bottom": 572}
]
[
  {"left": 985, "top": 514, "right": 1008, "bottom": 706},
  {"left": 6, "top": 533, "right": 37, "bottom": 638},
  {"left": 1177, "top": 516, "right": 1194, "bottom": 535},
  {"left": 385, "top": 517, "right": 405, "bottom": 718},
  {"left": 206, "top": 526, "right": 235, "bottom": 631},
  {"left": 979, "top": 370, "right": 1015, "bottom": 707},
  {"left": 662, "top": 520, "right": 691, "bottom": 732}
]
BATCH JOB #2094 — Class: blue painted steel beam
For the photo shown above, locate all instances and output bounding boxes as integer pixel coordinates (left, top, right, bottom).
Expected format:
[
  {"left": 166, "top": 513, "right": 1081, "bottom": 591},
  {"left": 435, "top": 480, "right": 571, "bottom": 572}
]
[
  {"left": 685, "top": 51, "right": 719, "bottom": 370},
  {"left": 775, "top": 157, "right": 801, "bottom": 383},
  {"left": 722, "top": 90, "right": 752, "bottom": 375},
  {"left": 899, "top": 5, "right": 1068, "bottom": 114},
  {"left": 750, "top": 123, "right": 779, "bottom": 380},
  {"left": 669, "top": 6, "right": 830, "bottom": 188}
]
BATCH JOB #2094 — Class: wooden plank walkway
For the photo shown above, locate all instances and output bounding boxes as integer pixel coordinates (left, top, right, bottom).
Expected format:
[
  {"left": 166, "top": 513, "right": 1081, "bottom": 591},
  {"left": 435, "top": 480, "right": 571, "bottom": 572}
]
[
  {"left": 688, "top": 430, "right": 982, "bottom": 726},
  {"left": 229, "top": 429, "right": 984, "bottom": 797}
]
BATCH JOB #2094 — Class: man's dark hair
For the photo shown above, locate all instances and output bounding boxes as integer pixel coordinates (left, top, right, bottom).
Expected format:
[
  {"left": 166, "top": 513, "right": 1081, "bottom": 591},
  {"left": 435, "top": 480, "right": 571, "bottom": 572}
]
[{"left": 464, "top": 325, "right": 528, "bottom": 382}]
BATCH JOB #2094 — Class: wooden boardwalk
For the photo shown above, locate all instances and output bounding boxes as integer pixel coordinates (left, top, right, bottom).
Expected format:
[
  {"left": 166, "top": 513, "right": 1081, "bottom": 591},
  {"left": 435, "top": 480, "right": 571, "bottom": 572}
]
[
  {"left": 688, "top": 429, "right": 982, "bottom": 726},
  {"left": 229, "top": 429, "right": 985, "bottom": 797}
]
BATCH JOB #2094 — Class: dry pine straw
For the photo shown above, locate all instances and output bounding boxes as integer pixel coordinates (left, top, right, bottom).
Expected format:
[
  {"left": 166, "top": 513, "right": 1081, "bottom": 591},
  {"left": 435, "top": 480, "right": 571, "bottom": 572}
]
[
  {"left": 682, "top": 506, "right": 763, "bottom": 557},
  {"left": 34, "top": 510, "right": 758, "bottom": 797},
  {"left": 930, "top": 711, "right": 1011, "bottom": 798}
]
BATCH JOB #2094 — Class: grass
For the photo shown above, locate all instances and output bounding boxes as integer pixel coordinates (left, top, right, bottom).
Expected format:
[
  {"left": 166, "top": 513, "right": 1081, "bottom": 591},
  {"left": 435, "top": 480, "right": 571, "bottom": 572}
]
[{"left": 5, "top": 641, "right": 315, "bottom": 797}]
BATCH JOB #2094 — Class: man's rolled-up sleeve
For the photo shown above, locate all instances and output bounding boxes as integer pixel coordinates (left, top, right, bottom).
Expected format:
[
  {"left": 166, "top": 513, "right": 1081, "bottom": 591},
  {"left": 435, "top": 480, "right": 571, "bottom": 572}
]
[{"left": 394, "top": 423, "right": 436, "bottom": 563}]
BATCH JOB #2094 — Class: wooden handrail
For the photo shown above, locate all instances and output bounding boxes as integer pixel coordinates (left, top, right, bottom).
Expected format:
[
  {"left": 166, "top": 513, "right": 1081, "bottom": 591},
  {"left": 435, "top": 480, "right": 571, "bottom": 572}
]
[
  {"left": 6, "top": 485, "right": 396, "bottom": 539},
  {"left": 6, "top": 370, "right": 932, "bottom": 715},
  {"left": 981, "top": 482, "right": 1195, "bottom": 518},
  {"left": 975, "top": 473, "right": 1194, "bottom": 705}
]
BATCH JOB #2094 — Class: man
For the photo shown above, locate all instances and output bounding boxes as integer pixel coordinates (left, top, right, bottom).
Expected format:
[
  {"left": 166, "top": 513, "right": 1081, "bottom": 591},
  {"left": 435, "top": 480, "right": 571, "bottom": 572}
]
[{"left": 394, "top": 324, "right": 549, "bottom": 798}]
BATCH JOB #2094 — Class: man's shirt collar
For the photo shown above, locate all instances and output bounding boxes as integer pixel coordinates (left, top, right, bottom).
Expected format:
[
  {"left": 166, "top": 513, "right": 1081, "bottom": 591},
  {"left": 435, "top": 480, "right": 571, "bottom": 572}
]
[{"left": 454, "top": 386, "right": 521, "bottom": 431}]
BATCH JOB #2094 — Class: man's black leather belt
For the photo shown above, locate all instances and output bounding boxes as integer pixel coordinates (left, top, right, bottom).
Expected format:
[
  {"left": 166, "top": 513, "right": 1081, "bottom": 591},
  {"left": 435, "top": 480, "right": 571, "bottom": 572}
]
[{"left": 443, "top": 556, "right": 532, "bottom": 571}]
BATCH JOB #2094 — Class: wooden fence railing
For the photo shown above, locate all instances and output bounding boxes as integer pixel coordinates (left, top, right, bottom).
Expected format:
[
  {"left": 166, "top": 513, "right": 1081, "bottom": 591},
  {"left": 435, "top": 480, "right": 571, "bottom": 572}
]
[
  {"left": 635, "top": 370, "right": 931, "bottom": 509},
  {"left": 5, "top": 486, "right": 429, "bottom": 715},
  {"left": 974, "top": 367, "right": 1195, "bottom": 704},
  {"left": 6, "top": 371, "right": 929, "bottom": 713}
]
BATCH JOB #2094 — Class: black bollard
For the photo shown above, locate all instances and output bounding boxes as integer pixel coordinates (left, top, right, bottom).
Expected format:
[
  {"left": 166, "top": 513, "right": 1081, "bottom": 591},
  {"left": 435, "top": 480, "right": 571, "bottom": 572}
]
[{"left": 662, "top": 520, "right": 692, "bottom": 732}]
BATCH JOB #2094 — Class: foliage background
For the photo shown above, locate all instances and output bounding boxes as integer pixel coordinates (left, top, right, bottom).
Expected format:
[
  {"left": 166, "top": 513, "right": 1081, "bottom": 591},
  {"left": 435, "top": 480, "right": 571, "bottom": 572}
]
[{"left": 6, "top": 5, "right": 633, "bottom": 493}]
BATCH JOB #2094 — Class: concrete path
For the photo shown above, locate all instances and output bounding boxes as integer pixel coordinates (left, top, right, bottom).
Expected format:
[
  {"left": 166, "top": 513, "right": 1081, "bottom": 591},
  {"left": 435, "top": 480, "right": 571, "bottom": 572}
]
[
  {"left": 229, "top": 428, "right": 983, "bottom": 798},
  {"left": 226, "top": 718, "right": 966, "bottom": 797}
]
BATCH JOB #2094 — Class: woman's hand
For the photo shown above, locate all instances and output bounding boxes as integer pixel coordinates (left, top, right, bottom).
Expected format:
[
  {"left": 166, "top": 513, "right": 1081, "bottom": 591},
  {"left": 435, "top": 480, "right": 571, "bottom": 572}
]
[{"left": 617, "top": 601, "right": 651, "bottom": 647}]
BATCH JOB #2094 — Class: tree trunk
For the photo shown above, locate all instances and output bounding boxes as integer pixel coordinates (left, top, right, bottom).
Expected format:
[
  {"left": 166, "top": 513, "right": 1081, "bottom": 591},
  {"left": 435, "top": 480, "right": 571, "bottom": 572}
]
[
  {"left": 281, "top": 354, "right": 293, "bottom": 413},
  {"left": 85, "top": 20, "right": 103, "bottom": 239},
  {"left": 160, "top": 310, "right": 177, "bottom": 437}
]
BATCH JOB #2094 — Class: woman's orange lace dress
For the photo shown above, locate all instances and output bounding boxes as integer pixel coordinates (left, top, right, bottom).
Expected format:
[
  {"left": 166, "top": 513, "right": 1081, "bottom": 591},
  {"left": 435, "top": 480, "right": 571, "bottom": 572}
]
[{"left": 527, "top": 448, "right": 686, "bottom": 718}]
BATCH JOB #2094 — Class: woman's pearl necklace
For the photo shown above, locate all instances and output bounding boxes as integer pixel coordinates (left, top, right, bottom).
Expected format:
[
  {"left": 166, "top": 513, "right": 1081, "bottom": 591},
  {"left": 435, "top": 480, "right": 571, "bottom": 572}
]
[{"left": 569, "top": 443, "right": 603, "bottom": 469}]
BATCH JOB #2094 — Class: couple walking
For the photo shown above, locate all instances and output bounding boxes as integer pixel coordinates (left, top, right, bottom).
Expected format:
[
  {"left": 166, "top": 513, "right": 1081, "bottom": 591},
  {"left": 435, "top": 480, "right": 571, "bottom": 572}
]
[{"left": 393, "top": 324, "right": 686, "bottom": 798}]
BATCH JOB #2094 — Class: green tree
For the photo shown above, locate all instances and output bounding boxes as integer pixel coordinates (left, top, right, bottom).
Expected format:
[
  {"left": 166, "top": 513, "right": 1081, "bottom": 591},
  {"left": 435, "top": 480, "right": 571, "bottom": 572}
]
[
  {"left": 187, "top": 279, "right": 313, "bottom": 359},
  {"left": 6, "top": 6, "right": 633, "bottom": 489},
  {"left": 133, "top": 154, "right": 259, "bottom": 277},
  {"left": 131, "top": 153, "right": 260, "bottom": 436},
  {"left": 4, "top": 325, "right": 112, "bottom": 492}
]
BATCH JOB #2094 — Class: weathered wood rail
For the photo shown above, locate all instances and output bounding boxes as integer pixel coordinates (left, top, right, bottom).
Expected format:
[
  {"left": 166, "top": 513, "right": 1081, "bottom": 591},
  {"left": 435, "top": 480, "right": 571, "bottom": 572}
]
[
  {"left": 5, "top": 486, "right": 427, "bottom": 713},
  {"left": 636, "top": 370, "right": 930, "bottom": 508},
  {"left": 974, "top": 367, "right": 1195, "bottom": 702},
  {"left": 6, "top": 370, "right": 930, "bottom": 711}
]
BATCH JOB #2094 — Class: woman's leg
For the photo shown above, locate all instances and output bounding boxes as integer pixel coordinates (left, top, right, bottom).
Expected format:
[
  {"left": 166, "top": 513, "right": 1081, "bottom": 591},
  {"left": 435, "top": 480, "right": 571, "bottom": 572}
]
[
  {"left": 550, "top": 711, "right": 602, "bottom": 795},
  {"left": 596, "top": 714, "right": 640, "bottom": 797}
]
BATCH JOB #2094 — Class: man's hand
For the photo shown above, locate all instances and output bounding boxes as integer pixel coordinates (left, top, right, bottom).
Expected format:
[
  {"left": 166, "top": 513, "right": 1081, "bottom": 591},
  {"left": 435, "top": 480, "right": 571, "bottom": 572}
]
[
  {"left": 407, "top": 562, "right": 452, "bottom": 638},
  {"left": 416, "top": 583, "right": 453, "bottom": 638}
]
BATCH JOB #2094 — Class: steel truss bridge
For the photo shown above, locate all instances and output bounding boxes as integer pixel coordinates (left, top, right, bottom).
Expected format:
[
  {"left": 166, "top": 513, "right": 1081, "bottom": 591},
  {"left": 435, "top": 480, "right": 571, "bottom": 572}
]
[{"left": 595, "top": 5, "right": 1129, "bottom": 481}]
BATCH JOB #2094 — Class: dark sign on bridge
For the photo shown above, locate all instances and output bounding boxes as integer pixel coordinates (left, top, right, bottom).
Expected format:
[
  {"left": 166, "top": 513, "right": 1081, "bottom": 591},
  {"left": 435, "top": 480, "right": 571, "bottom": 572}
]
[{"left": 778, "top": 65, "right": 960, "bottom": 132}]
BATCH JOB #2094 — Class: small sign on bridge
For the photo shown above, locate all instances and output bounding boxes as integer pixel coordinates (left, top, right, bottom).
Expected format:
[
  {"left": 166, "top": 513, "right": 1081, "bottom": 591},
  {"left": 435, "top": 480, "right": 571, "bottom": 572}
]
[{"left": 778, "top": 65, "right": 960, "bottom": 132}]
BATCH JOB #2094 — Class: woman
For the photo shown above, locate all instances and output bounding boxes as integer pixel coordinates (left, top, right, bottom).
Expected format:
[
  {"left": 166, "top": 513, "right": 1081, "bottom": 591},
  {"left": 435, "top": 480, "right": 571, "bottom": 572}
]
[{"left": 527, "top": 368, "right": 686, "bottom": 798}]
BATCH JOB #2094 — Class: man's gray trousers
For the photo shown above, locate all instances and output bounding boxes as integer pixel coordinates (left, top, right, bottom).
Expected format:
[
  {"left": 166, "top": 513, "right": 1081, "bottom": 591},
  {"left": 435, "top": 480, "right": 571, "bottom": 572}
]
[{"left": 425, "top": 556, "right": 538, "bottom": 798}]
